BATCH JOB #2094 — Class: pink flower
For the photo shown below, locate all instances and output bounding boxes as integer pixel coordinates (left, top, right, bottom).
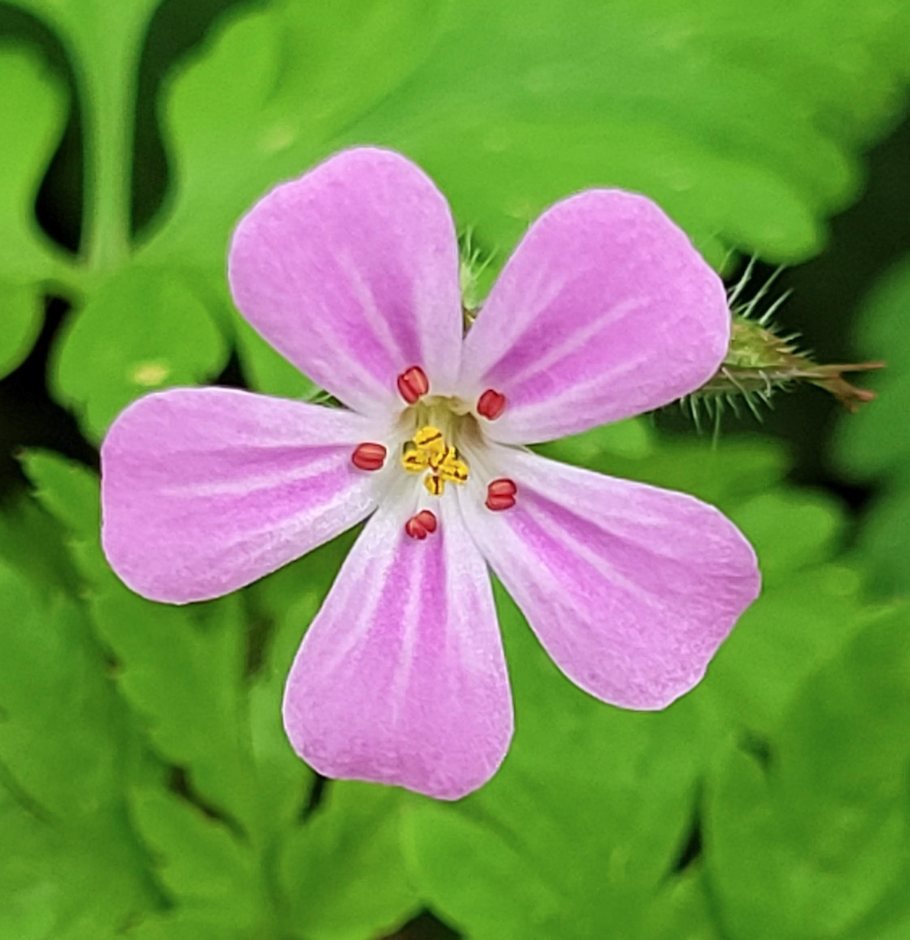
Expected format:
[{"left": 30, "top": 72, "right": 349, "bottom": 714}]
[{"left": 101, "top": 148, "right": 760, "bottom": 800}]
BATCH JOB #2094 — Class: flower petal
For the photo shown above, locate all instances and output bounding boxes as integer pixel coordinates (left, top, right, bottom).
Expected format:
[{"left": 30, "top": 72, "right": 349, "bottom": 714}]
[
  {"left": 459, "top": 190, "right": 729, "bottom": 443},
  {"left": 229, "top": 147, "right": 463, "bottom": 417},
  {"left": 101, "top": 388, "right": 384, "bottom": 603},
  {"left": 283, "top": 497, "right": 512, "bottom": 800},
  {"left": 460, "top": 448, "right": 760, "bottom": 709}
]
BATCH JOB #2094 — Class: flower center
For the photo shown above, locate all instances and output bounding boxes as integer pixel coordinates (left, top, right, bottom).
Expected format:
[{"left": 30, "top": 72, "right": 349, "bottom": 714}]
[
  {"left": 349, "top": 370, "right": 519, "bottom": 539},
  {"left": 401, "top": 425, "right": 469, "bottom": 497}
]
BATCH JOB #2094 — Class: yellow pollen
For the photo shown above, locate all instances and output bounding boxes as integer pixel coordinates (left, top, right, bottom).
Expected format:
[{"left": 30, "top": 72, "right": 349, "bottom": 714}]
[
  {"left": 402, "top": 425, "right": 469, "bottom": 497},
  {"left": 413, "top": 426, "right": 445, "bottom": 455},
  {"left": 424, "top": 474, "right": 445, "bottom": 496}
]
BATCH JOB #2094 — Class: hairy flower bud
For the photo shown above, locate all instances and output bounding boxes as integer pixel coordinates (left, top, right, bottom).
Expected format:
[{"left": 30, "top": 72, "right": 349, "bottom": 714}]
[{"left": 687, "top": 262, "right": 883, "bottom": 424}]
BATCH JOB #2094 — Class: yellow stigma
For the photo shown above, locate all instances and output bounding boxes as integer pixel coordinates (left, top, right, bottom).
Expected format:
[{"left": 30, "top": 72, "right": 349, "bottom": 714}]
[{"left": 402, "top": 425, "right": 469, "bottom": 497}]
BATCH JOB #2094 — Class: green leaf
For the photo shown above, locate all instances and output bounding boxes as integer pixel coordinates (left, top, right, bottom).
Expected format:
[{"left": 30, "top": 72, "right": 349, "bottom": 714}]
[
  {"left": 403, "top": 798, "right": 561, "bottom": 940},
  {"left": 405, "top": 584, "right": 706, "bottom": 939},
  {"left": 701, "top": 487, "right": 861, "bottom": 732},
  {"left": 835, "top": 256, "right": 910, "bottom": 482},
  {"left": 851, "top": 486, "right": 910, "bottom": 595},
  {"left": 22, "top": 451, "right": 262, "bottom": 829},
  {"left": 0, "top": 44, "right": 70, "bottom": 375},
  {"left": 130, "top": 787, "right": 262, "bottom": 929},
  {"left": 280, "top": 783, "right": 420, "bottom": 940},
  {"left": 234, "top": 311, "right": 318, "bottom": 401},
  {"left": 0, "top": 281, "right": 43, "bottom": 379},
  {"left": 128, "top": 912, "right": 251, "bottom": 940},
  {"left": 367, "top": 0, "right": 910, "bottom": 259},
  {"left": 3, "top": 0, "right": 164, "bottom": 270},
  {"left": 0, "top": 561, "right": 158, "bottom": 938},
  {"left": 0, "top": 489, "right": 81, "bottom": 594},
  {"left": 0, "top": 566, "right": 121, "bottom": 818},
  {"left": 0, "top": 794, "right": 146, "bottom": 940},
  {"left": 32, "top": 0, "right": 906, "bottom": 437},
  {"left": 831, "top": 255, "right": 910, "bottom": 594},
  {"left": 402, "top": 430, "right": 873, "bottom": 938},
  {"left": 247, "top": 592, "right": 319, "bottom": 838},
  {"left": 2, "top": 0, "right": 162, "bottom": 41},
  {"left": 3, "top": 0, "right": 217, "bottom": 437},
  {"left": 150, "top": 0, "right": 442, "bottom": 273},
  {"left": 643, "top": 868, "right": 722, "bottom": 940},
  {"left": 831, "top": 254, "right": 910, "bottom": 593},
  {"left": 696, "top": 481, "right": 867, "bottom": 738},
  {"left": 21, "top": 451, "right": 354, "bottom": 937},
  {"left": 22, "top": 449, "right": 102, "bottom": 538},
  {"left": 540, "top": 430, "right": 789, "bottom": 511},
  {"left": 535, "top": 418, "right": 656, "bottom": 465},
  {"left": 728, "top": 489, "right": 845, "bottom": 583},
  {"left": 704, "top": 562, "right": 868, "bottom": 737},
  {"left": 153, "top": 0, "right": 910, "bottom": 277},
  {"left": 0, "top": 43, "right": 69, "bottom": 280},
  {"left": 706, "top": 608, "right": 910, "bottom": 940},
  {"left": 51, "top": 266, "right": 228, "bottom": 441},
  {"left": 0, "top": 795, "right": 58, "bottom": 940},
  {"left": 97, "top": 592, "right": 264, "bottom": 831}
]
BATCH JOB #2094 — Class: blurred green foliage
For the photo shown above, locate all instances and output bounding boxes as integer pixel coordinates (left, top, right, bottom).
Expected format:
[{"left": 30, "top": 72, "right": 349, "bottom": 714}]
[
  {"left": 2, "top": 427, "right": 908, "bottom": 939},
  {"left": 835, "top": 257, "right": 910, "bottom": 596},
  {"left": 2, "top": 0, "right": 910, "bottom": 431},
  {"left": 1, "top": 0, "right": 910, "bottom": 937}
]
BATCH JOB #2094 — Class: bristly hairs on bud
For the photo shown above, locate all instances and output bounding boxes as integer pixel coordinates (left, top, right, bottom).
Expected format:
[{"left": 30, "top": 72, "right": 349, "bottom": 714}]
[
  {"left": 684, "top": 257, "right": 884, "bottom": 434},
  {"left": 459, "top": 228, "right": 497, "bottom": 331}
]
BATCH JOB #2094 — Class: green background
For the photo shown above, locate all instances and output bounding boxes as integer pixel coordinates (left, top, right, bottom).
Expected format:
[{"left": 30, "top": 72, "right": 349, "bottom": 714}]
[{"left": 1, "top": 1, "right": 910, "bottom": 937}]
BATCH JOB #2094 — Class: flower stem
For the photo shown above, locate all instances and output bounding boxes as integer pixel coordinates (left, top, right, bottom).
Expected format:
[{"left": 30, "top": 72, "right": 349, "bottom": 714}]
[{"left": 44, "top": 3, "right": 158, "bottom": 274}]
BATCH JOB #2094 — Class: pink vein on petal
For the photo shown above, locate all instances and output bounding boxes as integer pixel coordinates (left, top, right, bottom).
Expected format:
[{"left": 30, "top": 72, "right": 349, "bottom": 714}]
[
  {"left": 459, "top": 189, "right": 730, "bottom": 443},
  {"left": 101, "top": 387, "right": 384, "bottom": 603},
  {"left": 461, "top": 448, "right": 760, "bottom": 709},
  {"left": 229, "top": 147, "right": 464, "bottom": 417},
  {"left": 283, "top": 498, "right": 513, "bottom": 800}
]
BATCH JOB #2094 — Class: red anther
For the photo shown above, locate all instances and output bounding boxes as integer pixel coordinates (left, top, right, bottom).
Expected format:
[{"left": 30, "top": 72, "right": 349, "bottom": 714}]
[
  {"left": 488, "top": 478, "right": 517, "bottom": 498},
  {"left": 477, "top": 388, "right": 507, "bottom": 420},
  {"left": 485, "top": 478, "right": 517, "bottom": 511},
  {"left": 351, "top": 442, "right": 387, "bottom": 471},
  {"left": 397, "top": 366, "right": 429, "bottom": 404},
  {"left": 486, "top": 493, "right": 516, "bottom": 511},
  {"left": 415, "top": 509, "right": 438, "bottom": 533},
  {"left": 405, "top": 517, "right": 427, "bottom": 539},
  {"left": 405, "top": 509, "right": 438, "bottom": 540}
]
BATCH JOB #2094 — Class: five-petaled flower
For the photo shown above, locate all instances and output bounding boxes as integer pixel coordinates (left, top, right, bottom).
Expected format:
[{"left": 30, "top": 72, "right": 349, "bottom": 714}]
[{"left": 101, "top": 148, "right": 760, "bottom": 800}]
